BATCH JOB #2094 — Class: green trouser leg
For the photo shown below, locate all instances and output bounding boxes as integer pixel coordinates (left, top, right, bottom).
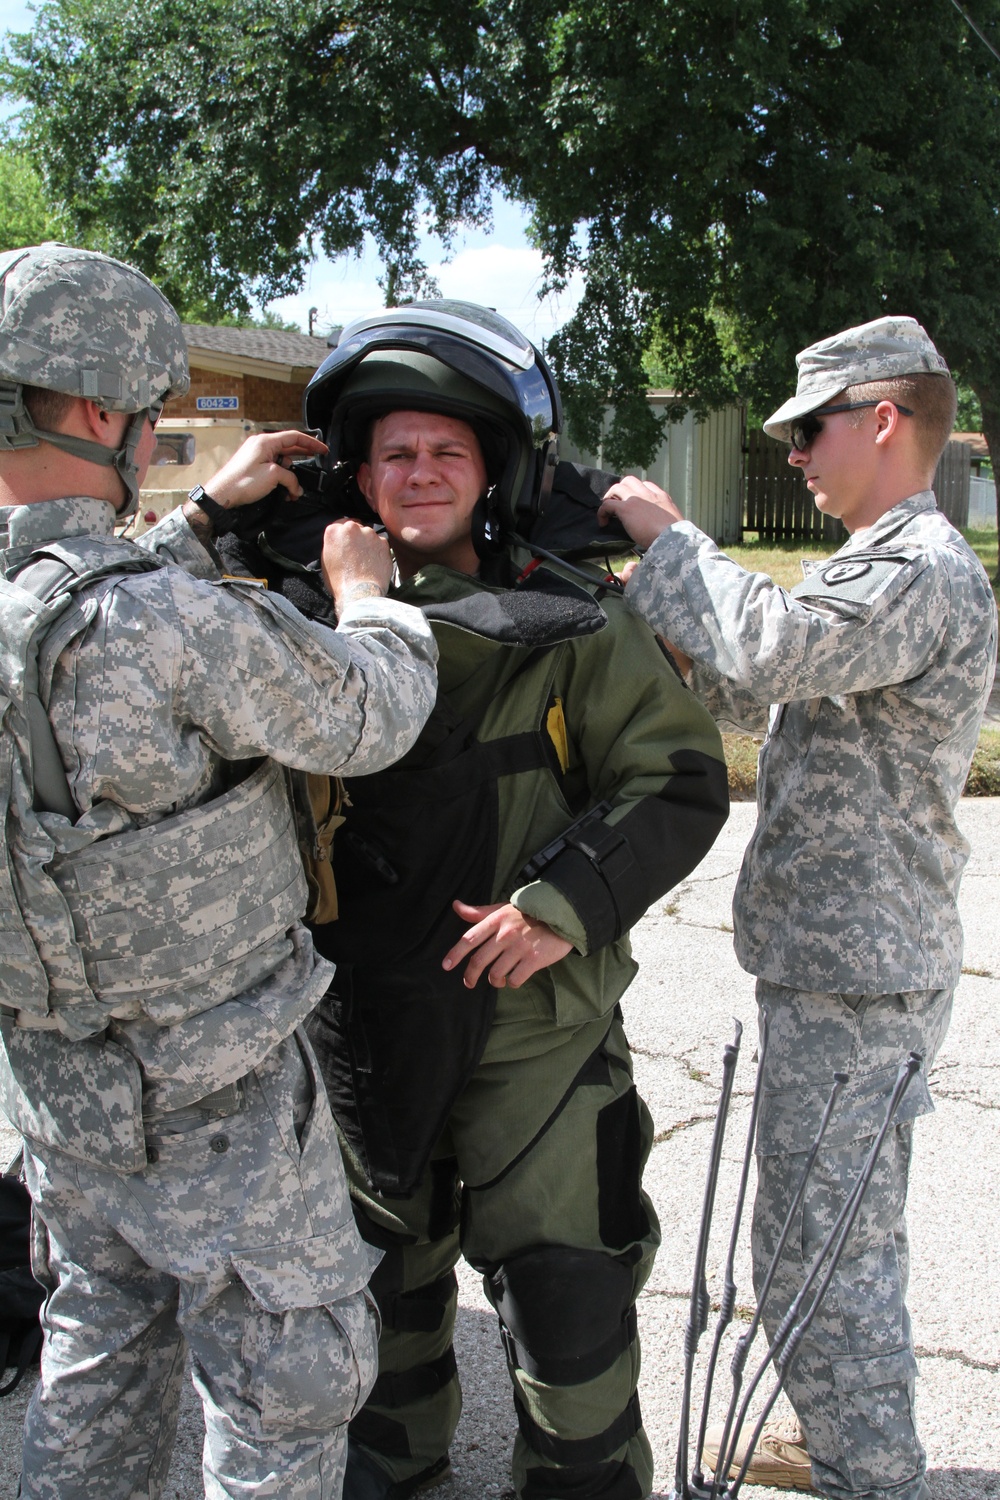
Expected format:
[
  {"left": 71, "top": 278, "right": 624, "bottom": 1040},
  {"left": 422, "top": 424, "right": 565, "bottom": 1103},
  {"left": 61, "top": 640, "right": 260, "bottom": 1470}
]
[
  {"left": 344, "top": 1016, "right": 659, "bottom": 1500},
  {"left": 342, "top": 1144, "right": 464, "bottom": 1483}
]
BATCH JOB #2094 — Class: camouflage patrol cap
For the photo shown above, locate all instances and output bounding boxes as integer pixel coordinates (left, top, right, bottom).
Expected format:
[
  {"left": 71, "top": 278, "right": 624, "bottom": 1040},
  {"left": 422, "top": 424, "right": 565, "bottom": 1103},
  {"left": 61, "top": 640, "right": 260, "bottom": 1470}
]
[
  {"left": 0, "top": 242, "right": 190, "bottom": 409},
  {"left": 764, "top": 315, "right": 950, "bottom": 442}
]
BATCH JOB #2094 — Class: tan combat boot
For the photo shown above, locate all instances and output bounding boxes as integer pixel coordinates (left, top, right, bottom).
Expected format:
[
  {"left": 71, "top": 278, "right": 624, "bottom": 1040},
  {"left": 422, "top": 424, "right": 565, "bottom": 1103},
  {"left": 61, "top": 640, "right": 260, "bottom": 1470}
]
[{"left": 701, "top": 1414, "right": 816, "bottom": 1492}]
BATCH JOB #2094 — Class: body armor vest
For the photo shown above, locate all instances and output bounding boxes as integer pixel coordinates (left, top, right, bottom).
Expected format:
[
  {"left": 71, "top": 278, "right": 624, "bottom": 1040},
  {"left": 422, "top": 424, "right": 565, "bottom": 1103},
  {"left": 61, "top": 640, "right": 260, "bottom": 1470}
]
[{"left": 0, "top": 523, "right": 307, "bottom": 1171}]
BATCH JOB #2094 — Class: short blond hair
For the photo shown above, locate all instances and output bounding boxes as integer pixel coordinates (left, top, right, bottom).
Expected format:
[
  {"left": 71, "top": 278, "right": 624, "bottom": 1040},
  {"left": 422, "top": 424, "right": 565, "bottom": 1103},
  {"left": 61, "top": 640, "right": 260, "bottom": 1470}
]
[{"left": 844, "top": 372, "right": 957, "bottom": 469}]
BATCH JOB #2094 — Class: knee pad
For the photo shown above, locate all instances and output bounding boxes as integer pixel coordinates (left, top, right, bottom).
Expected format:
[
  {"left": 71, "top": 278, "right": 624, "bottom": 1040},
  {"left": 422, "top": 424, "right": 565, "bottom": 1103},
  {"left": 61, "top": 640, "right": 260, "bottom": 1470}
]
[{"left": 484, "top": 1245, "right": 638, "bottom": 1386}]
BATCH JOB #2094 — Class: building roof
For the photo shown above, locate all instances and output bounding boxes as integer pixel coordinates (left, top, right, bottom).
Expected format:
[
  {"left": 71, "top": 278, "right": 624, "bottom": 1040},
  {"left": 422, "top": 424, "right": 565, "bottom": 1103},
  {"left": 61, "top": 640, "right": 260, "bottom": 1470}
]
[
  {"left": 951, "top": 431, "right": 990, "bottom": 461},
  {"left": 183, "top": 324, "right": 337, "bottom": 384}
]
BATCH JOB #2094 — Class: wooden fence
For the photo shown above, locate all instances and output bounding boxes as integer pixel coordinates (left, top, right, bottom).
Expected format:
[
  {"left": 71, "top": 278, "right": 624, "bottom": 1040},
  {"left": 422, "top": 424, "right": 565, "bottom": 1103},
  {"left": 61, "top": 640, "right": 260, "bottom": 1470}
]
[
  {"left": 744, "top": 429, "right": 844, "bottom": 543},
  {"left": 745, "top": 431, "right": 972, "bottom": 541},
  {"left": 932, "top": 440, "right": 971, "bottom": 527}
]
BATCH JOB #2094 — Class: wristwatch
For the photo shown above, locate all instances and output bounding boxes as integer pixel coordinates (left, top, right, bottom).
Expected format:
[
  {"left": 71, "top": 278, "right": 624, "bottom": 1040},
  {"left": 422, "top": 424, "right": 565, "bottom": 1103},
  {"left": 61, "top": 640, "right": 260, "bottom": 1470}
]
[{"left": 186, "top": 484, "right": 238, "bottom": 535}]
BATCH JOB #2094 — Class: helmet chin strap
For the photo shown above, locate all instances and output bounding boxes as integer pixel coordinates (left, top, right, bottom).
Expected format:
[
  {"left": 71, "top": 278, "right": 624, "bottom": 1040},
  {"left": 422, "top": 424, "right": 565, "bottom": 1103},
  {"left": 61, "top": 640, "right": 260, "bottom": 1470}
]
[
  {"left": 470, "top": 485, "right": 506, "bottom": 561},
  {"left": 0, "top": 382, "right": 147, "bottom": 515}
]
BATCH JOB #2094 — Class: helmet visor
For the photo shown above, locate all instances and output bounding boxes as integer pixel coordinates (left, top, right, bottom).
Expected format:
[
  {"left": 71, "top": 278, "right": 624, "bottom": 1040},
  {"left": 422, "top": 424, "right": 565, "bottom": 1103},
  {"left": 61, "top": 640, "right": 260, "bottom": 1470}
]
[{"left": 341, "top": 299, "right": 536, "bottom": 372}]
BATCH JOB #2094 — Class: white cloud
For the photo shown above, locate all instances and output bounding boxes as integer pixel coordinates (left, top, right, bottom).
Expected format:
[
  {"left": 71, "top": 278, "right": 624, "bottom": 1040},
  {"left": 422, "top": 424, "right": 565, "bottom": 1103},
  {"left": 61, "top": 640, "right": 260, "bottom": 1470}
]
[{"left": 267, "top": 241, "right": 584, "bottom": 349}]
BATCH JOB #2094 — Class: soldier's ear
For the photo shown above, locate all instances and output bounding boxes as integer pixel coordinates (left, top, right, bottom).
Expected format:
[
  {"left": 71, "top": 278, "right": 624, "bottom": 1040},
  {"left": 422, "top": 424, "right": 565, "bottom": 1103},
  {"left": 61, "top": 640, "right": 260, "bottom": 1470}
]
[
  {"left": 356, "top": 460, "right": 374, "bottom": 503},
  {"left": 79, "top": 400, "right": 126, "bottom": 448},
  {"left": 873, "top": 401, "right": 903, "bottom": 447}
]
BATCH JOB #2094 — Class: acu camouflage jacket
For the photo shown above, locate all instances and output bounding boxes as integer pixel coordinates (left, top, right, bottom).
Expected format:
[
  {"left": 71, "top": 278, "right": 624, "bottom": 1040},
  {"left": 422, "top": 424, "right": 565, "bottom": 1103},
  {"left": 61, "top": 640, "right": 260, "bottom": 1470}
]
[
  {"left": 0, "top": 496, "right": 436, "bottom": 1170},
  {"left": 626, "top": 492, "right": 998, "bottom": 994}
]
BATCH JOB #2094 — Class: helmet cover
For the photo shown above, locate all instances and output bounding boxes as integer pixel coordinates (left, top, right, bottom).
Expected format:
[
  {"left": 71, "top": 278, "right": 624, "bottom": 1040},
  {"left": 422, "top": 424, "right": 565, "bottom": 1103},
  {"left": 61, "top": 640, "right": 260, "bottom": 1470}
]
[{"left": 0, "top": 243, "right": 190, "bottom": 512}]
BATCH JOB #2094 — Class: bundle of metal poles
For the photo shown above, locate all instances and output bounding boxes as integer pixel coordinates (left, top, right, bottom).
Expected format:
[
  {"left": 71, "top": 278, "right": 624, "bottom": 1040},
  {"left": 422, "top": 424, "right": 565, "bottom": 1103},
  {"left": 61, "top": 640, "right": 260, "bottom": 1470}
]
[{"left": 670, "top": 1017, "right": 923, "bottom": 1500}]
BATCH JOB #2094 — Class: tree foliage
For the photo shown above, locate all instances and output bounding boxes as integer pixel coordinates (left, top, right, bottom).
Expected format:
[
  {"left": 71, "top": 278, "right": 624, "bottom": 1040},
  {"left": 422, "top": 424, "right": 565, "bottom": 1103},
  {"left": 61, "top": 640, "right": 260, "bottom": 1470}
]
[
  {"left": 4, "top": 0, "right": 1000, "bottom": 526},
  {"left": 0, "top": 143, "right": 67, "bottom": 251}
]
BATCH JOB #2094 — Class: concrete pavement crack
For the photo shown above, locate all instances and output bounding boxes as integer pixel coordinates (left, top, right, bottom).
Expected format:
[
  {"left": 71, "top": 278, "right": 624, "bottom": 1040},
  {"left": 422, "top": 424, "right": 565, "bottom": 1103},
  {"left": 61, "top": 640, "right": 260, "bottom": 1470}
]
[
  {"left": 642, "top": 1287, "right": 756, "bottom": 1322},
  {"left": 914, "top": 1345, "right": 1000, "bottom": 1373},
  {"left": 652, "top": 1113, "right": 716, "bottom": 1144},
  {"left": 932, "top": 1089, "right": 1000, "bottom": 1109}
]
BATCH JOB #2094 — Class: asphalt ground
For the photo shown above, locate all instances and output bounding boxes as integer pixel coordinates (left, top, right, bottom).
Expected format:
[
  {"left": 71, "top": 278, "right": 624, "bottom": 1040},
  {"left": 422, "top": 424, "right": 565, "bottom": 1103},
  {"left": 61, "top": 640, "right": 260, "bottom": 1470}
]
[{"left": 2, "top": 798, "right": 998, "bottom": 1500}]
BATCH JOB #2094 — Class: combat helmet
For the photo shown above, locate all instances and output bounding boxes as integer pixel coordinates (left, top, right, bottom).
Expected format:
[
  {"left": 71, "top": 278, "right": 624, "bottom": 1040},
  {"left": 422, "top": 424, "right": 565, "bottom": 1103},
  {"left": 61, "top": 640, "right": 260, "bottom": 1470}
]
[
  {"left": 304, "top": 300, "right": 562, "bottom": 557},
  {"left": 0, "top": 243, "right": 190, "bottom": 515}
]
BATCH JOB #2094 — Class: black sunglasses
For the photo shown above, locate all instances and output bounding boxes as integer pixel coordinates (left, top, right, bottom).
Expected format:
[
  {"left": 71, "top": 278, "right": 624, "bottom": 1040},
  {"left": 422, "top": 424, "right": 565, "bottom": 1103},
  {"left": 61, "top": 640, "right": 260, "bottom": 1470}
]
[{"left": 790, "top": 400, "right": 913, "bottom": 452}]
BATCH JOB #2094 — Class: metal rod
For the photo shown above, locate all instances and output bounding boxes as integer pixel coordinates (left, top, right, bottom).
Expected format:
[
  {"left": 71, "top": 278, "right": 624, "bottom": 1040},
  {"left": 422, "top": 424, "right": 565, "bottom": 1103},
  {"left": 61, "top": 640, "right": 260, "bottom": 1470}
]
[
  {"left": 712, "top": 1070, "right": 849, "bottom": 1494},
  {"left": 727, "top": 1052, "right": 923, "bottom": 1499},
  {"left": 690, "top": 1011, "right": 770, "bottom": 1493},
  {"left": 673, "top": 1021, "right": 743, "bottom": 1500}
]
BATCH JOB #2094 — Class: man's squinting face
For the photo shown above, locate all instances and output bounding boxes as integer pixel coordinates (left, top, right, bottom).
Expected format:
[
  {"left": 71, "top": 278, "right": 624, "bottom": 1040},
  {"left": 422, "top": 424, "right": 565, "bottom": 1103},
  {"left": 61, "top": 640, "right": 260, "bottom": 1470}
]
[{"left": 357, "top": 411, "right": 487, "bottom": 576}]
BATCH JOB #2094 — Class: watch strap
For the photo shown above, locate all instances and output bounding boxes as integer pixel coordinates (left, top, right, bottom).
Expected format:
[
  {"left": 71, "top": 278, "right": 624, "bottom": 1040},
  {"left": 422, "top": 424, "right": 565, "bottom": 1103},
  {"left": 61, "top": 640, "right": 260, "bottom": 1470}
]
[{"left": 187, "top": 484, "right": 239, "bottom": 535}]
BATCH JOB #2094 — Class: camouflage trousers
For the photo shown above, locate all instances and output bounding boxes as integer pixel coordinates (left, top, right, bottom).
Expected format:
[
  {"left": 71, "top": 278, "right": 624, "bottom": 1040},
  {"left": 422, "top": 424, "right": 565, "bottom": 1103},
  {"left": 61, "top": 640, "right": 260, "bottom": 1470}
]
[
  {"left": 752, "top": 980, "right": 954, "bottom": 1500},
  {"left": 339, "top": 1016, "right": 659, "bottom": 1500},
  {"left": 18, "top": 1030, "right": 378, "bottom": 1500}
]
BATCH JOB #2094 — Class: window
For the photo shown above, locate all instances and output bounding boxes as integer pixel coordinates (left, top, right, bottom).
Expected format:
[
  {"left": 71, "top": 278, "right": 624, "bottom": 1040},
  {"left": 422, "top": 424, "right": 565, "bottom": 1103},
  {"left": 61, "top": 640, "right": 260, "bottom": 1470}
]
[{"left": 151, "top": 434, "right": 196, "bottom": 466}]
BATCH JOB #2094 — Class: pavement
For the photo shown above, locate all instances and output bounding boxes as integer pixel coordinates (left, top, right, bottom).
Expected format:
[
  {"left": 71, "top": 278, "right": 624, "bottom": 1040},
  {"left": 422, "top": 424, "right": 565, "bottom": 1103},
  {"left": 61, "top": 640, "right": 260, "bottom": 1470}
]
[{"left": 2, "top": 798, "right": 998, "bottom": 1500}]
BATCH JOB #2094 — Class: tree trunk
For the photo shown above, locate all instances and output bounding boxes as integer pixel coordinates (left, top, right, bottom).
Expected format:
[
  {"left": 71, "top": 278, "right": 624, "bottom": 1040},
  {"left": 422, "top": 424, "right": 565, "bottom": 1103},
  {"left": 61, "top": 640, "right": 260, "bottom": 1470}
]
[{"left": 978, "top": 389, "right": 1000, "bottom": 581}]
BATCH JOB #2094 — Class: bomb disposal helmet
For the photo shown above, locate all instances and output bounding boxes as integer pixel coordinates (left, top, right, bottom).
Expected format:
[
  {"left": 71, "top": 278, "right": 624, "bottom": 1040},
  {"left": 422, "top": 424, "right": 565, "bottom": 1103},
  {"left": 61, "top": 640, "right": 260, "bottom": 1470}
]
[
  {"left": 304, "top": 300, "right": 562, "bottom": 549},
  {"left": 0, "top": 243, "right": 190, "bottom": 514}
]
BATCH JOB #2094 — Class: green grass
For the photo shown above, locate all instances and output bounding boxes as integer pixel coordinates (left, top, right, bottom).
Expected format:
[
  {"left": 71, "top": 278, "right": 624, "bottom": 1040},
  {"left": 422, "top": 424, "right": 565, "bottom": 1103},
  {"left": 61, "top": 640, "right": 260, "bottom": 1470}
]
[
  {"left": 723, "top": 728, "right": 1000, "bottom": 799},
  {"left": 965, "top": 728, "right": 1000, "bottom": 796},
  {"left": 720, "top": 533, "right": 842, "bottom": 589}
]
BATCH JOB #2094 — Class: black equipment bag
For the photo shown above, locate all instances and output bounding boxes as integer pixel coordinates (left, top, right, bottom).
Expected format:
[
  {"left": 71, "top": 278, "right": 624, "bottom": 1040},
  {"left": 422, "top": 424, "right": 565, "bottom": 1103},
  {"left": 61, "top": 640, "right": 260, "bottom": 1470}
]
[{"left": 0, "top": 1156, "right": 43, "bottom": 1397}]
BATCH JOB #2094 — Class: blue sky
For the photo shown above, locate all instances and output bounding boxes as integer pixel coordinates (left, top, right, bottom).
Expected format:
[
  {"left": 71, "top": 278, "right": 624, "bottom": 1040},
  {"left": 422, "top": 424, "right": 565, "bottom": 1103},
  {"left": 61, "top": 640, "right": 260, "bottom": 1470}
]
[{"left": 0, "top": 0, "right": 583, "bottom": 341}]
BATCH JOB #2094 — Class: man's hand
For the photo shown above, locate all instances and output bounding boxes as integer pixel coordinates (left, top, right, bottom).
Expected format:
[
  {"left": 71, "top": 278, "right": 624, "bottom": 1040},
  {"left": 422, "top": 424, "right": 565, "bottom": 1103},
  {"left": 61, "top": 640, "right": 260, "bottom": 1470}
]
[
  {"left": 204, "top": 430, "right": 329, "bottom": 510},
  {"left": 598, "top": 476, "right": 683, "bottom": 551},
  {"left": 321, "top": 518, "right": 393, "bottom": 615},
  {"left": 442, "top": 901, "right": 573, "bottom": 989}
]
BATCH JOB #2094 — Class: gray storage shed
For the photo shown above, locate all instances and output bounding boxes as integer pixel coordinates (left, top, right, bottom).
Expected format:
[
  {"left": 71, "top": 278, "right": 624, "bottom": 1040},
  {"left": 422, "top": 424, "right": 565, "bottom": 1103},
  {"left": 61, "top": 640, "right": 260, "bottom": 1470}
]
[{"left": 560, "top": 392, "right": 745, "bottom": 546}]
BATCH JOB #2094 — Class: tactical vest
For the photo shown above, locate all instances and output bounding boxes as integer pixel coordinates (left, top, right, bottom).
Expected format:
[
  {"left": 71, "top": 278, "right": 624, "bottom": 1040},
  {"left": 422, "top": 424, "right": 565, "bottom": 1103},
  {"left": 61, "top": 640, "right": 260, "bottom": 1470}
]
[{"left": 0, "top": 526, "right": 307, "bottom": 1172}]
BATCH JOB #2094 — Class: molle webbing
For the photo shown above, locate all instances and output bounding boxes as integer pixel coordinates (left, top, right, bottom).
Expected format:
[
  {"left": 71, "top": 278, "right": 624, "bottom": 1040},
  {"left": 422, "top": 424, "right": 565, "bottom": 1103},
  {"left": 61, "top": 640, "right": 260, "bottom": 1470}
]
[
  {"left": 0, "top": 537, "right": 170, "bottom": 1031},
  {"left": 50, "top": 759, "right": 306, "bottom": 1007}
]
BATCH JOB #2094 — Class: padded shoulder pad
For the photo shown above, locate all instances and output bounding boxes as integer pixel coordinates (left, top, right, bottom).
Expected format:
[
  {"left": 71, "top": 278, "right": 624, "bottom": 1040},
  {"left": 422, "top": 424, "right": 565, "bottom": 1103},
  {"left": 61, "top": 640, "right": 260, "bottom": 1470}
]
[
  {"left": 424, "top": 588, "right": 607, "bottom": 646},
  {"left": 789, "top": 550, "right": 920, "bottom": 607}
]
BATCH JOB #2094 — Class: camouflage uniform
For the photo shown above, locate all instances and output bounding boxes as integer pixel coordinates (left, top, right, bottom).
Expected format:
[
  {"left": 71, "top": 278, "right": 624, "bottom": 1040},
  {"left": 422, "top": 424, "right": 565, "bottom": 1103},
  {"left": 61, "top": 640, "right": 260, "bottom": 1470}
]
[
  {"left": 625, "top": 491, "right": 997, "bottom": 1500},
  {"left": 0, "top": 495, "right": 438, "bottom": 1500}
]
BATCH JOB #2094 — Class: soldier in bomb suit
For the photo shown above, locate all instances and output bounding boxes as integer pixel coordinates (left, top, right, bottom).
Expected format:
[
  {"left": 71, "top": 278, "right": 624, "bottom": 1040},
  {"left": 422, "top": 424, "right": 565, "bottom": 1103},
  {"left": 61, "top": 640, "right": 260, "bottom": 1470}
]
[
  {"left": 219, "top": 300, "right": 731, "bottom": 1500},
  {"left": 0, "top": 243, "right": 438, "bottom": 1500},
  {"left": 600, "top": 316, "right": 998, "bottom": 1500}
]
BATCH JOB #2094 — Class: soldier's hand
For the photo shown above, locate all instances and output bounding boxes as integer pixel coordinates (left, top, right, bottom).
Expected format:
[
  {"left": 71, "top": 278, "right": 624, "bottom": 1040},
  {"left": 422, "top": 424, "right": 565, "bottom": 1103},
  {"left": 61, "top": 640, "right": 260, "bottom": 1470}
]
[
  {"left": 442, "top": 901, "right": 573, "bottom": 989},
  {"left": 206, "top": 430, "right": 329, "bottom": 509},
  {"left": 322, "top": 518, "right": 393, "bottom": 613},
  {"left": 598, "top": 476, "right": 683, "bottom": 550}
]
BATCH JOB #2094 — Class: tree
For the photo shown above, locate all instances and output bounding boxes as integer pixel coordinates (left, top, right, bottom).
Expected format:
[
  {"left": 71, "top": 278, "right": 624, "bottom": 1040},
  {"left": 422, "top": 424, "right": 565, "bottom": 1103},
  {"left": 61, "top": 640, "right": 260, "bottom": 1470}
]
[
  {"left": 0, "top": 143, "right": 67, "bottom": 250},
  {"left": 4, "top": 0, "right": 1000, "bottom": 566}
]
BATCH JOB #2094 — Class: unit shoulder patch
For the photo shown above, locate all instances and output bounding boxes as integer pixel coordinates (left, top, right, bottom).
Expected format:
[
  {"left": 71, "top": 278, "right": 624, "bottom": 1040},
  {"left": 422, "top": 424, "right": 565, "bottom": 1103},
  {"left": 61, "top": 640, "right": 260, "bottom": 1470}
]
[{"left": 789, "top": 551, "right": 919, "bottom": 607}]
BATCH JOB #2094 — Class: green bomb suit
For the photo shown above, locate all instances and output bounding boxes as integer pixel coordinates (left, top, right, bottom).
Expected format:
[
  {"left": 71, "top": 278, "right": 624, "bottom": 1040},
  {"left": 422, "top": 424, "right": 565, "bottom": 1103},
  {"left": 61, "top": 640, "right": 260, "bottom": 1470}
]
[{"left": 306, "top": 562, "right": 729, "bottom": 1500}]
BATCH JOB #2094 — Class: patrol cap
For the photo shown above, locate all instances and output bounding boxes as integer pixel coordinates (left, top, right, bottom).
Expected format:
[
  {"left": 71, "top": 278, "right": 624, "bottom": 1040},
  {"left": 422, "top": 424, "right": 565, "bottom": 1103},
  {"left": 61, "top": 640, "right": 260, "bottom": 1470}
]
[{"left": 764, "top": 316, "right": 950, "bottom": 442}]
